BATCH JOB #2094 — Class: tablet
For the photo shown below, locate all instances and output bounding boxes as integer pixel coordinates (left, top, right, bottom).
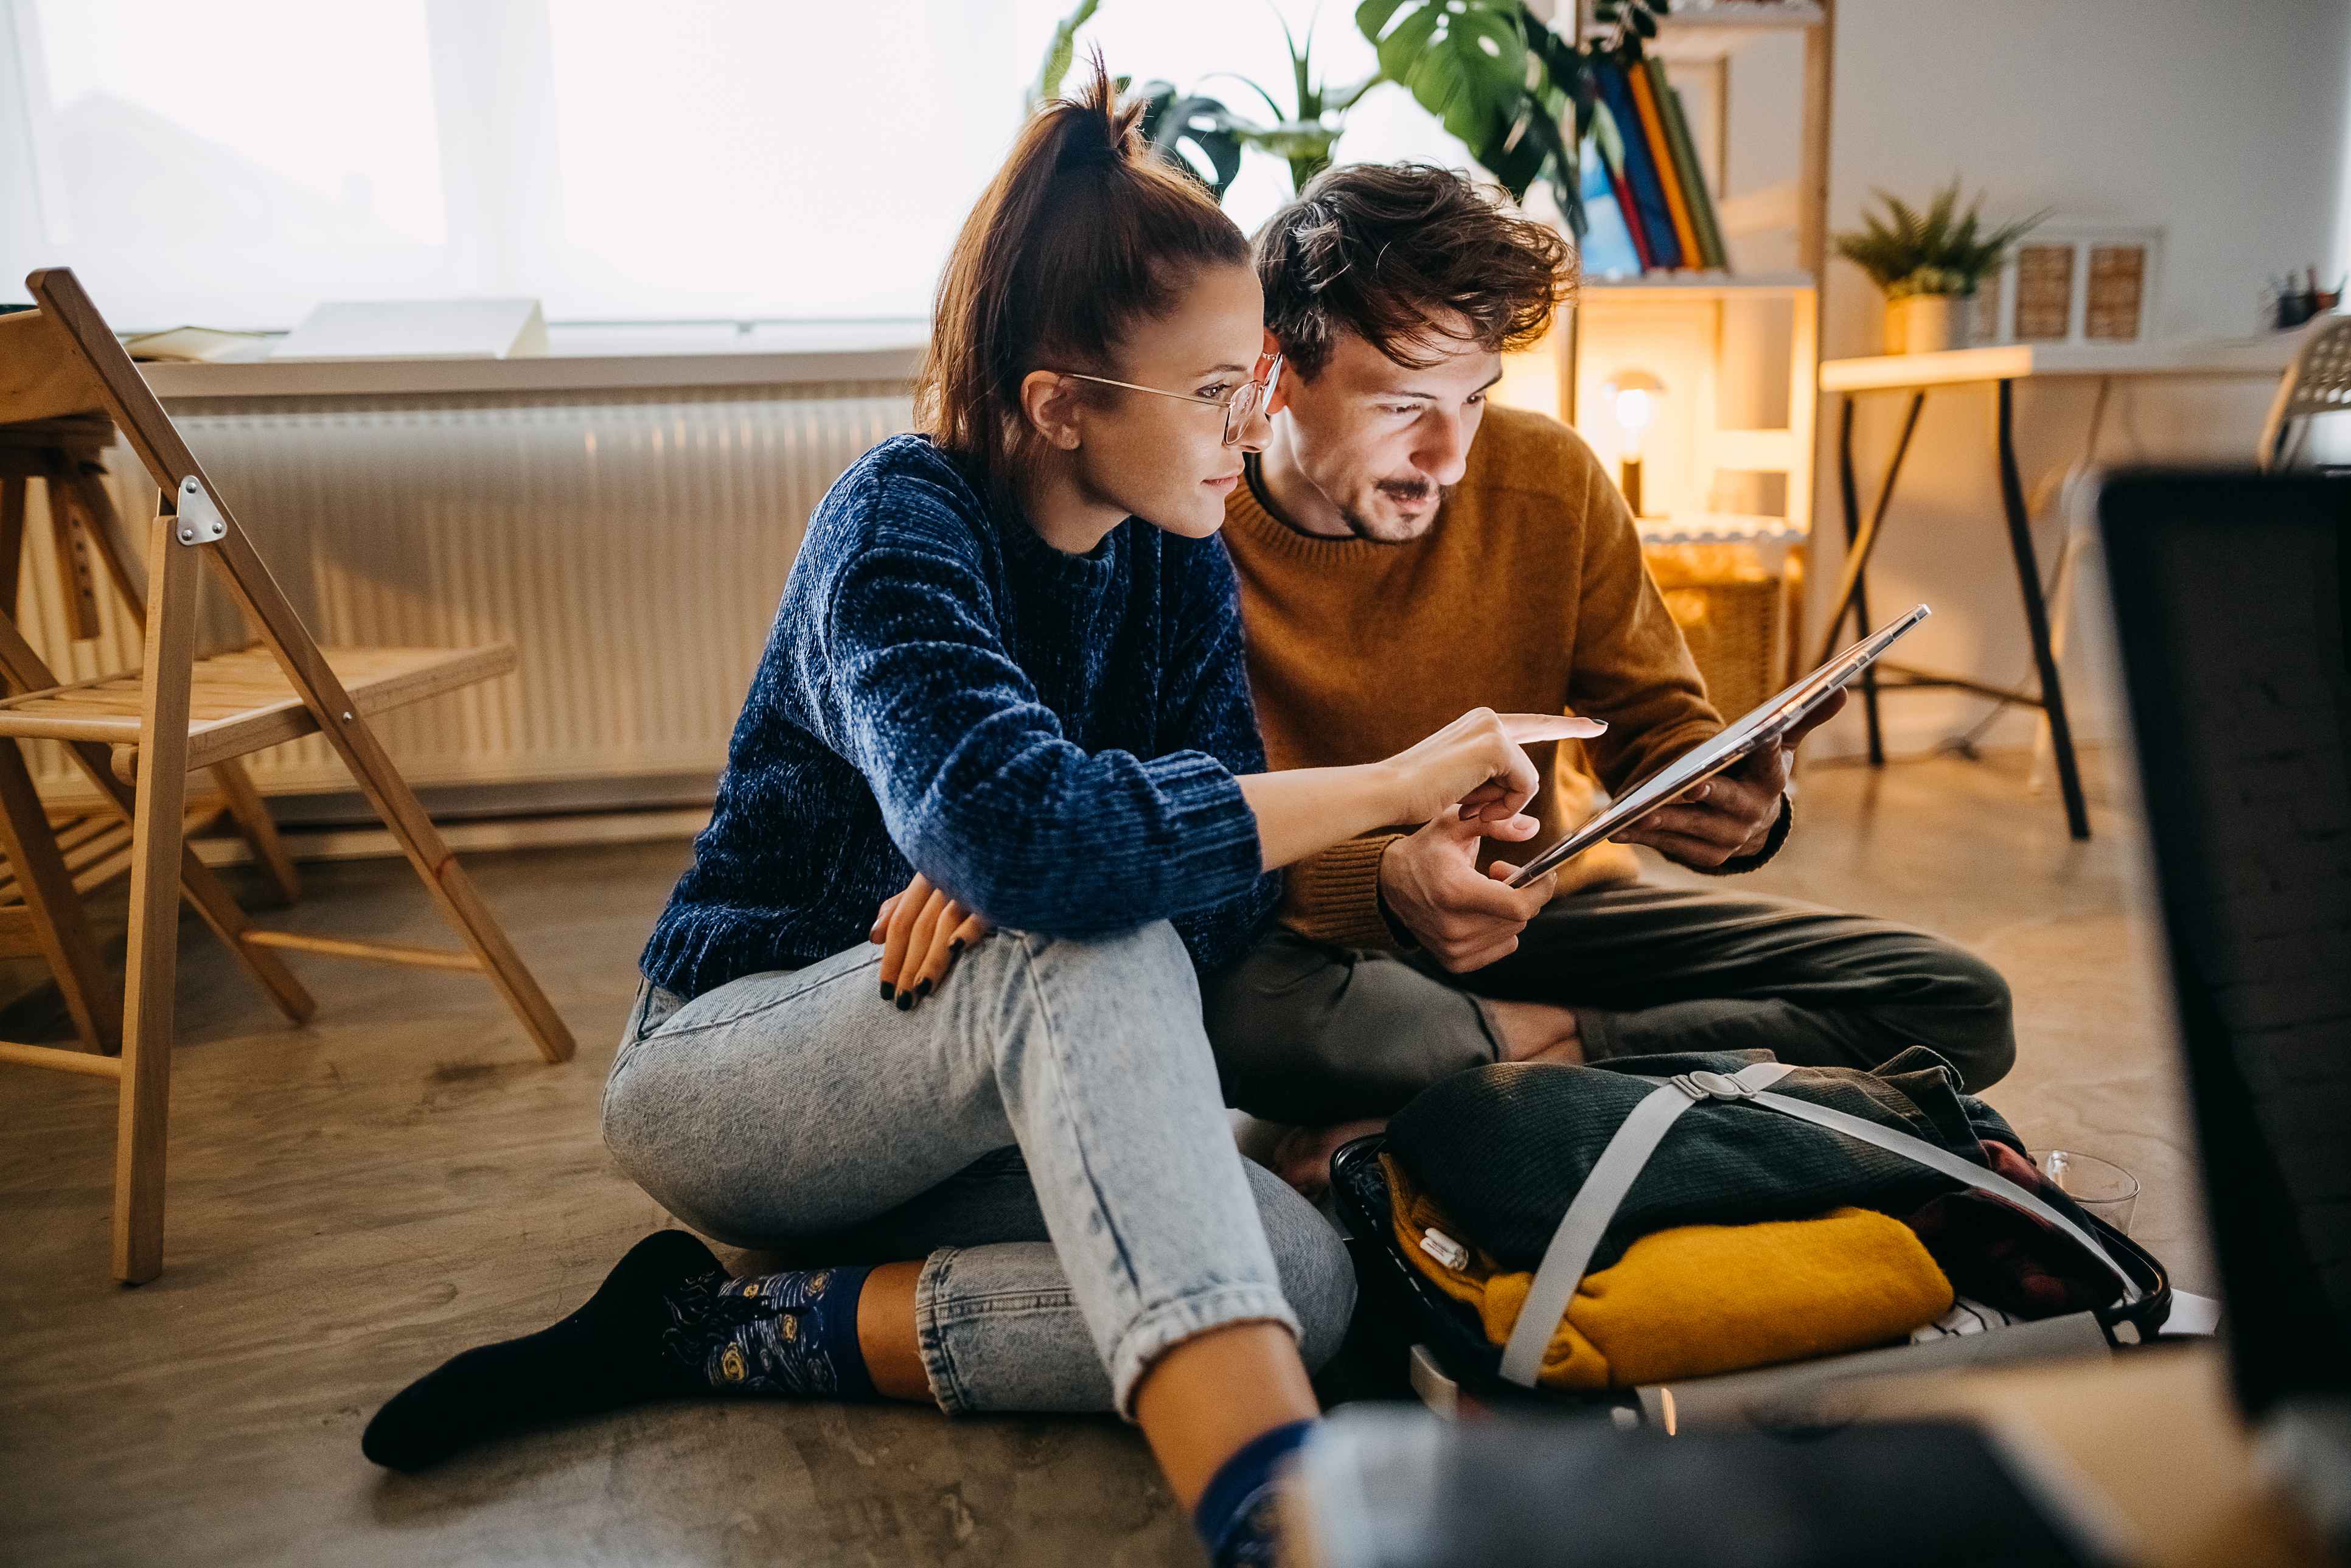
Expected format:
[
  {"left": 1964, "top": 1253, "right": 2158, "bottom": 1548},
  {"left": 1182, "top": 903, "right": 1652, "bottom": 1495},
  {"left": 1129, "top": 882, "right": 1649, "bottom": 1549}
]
[{"left": 1506, "top": 604, "right": 1931, "bottom": 888}]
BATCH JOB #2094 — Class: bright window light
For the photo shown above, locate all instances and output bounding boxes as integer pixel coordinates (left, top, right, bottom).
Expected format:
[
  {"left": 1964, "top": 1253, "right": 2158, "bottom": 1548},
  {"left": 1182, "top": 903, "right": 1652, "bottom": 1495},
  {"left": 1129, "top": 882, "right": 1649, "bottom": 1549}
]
[{"left": 2, "top": 0, "right": 1472, "bottom": 332}]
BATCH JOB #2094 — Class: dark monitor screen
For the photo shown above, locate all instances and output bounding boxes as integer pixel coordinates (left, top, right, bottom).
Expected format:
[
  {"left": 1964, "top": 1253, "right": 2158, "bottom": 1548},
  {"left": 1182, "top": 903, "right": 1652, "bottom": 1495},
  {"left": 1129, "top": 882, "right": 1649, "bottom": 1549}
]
[{"left": 2097, "top": 468, "right": 2351, "bottom": 1417}]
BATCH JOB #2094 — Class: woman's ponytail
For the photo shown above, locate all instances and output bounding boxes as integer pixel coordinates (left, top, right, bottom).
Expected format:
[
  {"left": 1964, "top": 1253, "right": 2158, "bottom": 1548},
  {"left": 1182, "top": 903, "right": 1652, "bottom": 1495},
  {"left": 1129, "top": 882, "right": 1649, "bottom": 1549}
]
[{"left": 916, "top": 53, "right": 1247, "bottom": 509}]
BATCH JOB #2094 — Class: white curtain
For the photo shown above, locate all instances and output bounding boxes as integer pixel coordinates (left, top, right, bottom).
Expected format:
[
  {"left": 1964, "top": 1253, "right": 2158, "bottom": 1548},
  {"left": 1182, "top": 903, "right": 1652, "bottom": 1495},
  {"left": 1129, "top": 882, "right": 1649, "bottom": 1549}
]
[{"left": 0, "top": 0, "right": 1466, "bottom": 331}]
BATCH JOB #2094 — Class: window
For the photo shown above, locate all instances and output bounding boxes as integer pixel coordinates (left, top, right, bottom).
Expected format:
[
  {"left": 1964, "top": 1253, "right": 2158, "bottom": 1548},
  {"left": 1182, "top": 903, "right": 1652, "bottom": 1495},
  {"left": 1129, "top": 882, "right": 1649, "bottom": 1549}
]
[{"left": 1, "top": 0, "right": 1469, "bottom": 332}]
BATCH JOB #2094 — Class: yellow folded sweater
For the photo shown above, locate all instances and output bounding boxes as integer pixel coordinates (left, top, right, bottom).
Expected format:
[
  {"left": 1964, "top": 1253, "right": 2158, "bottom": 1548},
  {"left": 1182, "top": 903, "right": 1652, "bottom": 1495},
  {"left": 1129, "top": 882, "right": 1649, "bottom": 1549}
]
[{"left": 1384, "top": 1154, "right": 1954, "bottom": 1390}]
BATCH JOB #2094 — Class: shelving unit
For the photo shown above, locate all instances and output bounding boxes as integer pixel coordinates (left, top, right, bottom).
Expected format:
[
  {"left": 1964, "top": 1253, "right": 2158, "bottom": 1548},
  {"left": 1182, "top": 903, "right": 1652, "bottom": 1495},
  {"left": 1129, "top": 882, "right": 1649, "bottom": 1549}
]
[{"left": 1501, "top": 0, "right": 1834, "bottom": 693}]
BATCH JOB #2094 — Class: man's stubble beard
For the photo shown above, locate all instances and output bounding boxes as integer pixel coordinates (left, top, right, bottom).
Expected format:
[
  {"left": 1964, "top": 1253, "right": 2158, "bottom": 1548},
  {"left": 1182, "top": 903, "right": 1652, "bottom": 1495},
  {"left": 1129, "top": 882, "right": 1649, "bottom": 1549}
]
[{"left": 1339, "top": 479, "right": 1450, "bottom": 543}]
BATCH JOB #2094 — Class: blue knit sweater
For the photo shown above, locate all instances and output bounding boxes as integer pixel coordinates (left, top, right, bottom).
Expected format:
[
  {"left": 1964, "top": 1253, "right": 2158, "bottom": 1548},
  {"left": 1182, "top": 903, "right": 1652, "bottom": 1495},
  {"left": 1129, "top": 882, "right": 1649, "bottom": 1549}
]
[{"left": 641, "top": 434, "right": 1281, "bottom": 1000}]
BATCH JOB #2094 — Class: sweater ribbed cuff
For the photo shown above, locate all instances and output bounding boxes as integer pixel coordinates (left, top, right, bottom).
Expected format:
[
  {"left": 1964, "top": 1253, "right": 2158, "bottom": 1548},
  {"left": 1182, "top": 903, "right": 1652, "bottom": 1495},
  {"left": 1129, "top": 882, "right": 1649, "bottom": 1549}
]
[
  {"left": 1699, "top": 793, "right": 1793, "bottom": 876},
  {"left": 1278, "top": 833, "right": 1404, "bottom": 950}
]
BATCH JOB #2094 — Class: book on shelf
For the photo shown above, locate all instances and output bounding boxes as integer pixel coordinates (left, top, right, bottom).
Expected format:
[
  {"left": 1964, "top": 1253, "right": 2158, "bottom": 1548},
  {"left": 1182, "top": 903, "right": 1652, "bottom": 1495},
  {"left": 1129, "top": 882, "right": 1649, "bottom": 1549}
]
[
  {"left": 1589, "top": 103, "right": 1656, "bottom": 271},
  {"left": 1650, "top": 63, "right": 1730, "bottom": 270},
  {"left": 1625, "top": 61, "right": 1704, "bottom": 269},
  {"left": 1592, "top": 61, "right": 1682, "bottom": 270},
  {"left": 1575, "top": 135, "right": 1646, "bottom": 277}
]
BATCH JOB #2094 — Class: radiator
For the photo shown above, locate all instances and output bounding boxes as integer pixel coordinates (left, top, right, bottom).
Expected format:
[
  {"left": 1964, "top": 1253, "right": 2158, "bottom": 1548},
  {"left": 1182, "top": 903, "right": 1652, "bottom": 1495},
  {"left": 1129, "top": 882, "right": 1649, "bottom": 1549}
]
[{"left": 12, "top": 382, "right": 913, "bottom": 813}]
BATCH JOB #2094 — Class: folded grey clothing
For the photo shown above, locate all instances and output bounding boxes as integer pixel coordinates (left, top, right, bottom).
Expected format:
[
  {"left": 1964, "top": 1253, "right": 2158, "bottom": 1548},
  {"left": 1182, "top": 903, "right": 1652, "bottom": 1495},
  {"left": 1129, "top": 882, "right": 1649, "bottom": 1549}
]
[{"left": 1384, "top": 1046, "right": 2020, "bottom": 1272}]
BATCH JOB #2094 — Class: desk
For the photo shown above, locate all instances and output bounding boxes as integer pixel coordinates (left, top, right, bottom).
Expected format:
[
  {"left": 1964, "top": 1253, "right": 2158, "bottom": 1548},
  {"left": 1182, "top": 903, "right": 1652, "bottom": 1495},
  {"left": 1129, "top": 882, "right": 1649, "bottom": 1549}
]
[{"left": 1816, "top": 337, "right": 2302, "bottom": 840}]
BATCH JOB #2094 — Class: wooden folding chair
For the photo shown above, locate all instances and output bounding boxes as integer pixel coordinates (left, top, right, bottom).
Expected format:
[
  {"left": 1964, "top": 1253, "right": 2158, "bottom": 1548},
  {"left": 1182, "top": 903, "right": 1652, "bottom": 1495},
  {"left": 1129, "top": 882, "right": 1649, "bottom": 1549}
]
[
  {"left": 0, "top": 269, "right": 576, "bottom": 1283},
  {"left": 0, "top": 412, "right": 306, "bottom": 1058}
]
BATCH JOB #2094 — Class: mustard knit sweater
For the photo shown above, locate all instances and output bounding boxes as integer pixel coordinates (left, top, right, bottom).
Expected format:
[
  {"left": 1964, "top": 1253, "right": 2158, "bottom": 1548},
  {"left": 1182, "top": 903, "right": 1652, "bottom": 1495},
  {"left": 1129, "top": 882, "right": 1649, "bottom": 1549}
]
[{"left": 1222, "top": 405, "right": 1724, "bottom": 948}]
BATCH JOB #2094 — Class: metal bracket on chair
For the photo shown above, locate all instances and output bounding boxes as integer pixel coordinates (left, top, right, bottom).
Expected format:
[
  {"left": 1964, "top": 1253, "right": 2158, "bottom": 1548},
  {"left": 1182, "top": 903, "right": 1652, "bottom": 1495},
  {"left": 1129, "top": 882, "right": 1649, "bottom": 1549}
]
[{"left": 173, "top": 476, "right": 226, "bottom": 545}]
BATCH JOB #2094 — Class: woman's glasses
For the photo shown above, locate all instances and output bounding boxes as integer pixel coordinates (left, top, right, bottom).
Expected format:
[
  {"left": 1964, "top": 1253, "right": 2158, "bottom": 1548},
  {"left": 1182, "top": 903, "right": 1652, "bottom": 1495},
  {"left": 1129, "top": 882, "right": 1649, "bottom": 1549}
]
[{"left": 1062, "top": 354, "right": 1283, "bottom": 447}]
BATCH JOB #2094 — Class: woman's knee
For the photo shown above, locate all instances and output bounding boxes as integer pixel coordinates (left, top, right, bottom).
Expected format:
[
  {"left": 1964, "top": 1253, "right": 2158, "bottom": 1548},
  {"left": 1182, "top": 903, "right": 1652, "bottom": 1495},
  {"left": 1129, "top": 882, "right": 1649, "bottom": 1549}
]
[
  {"left": 1005, "top": 918, "right": 1194, "bottom": 985},
  {"left": 599, "top": 1050, "right": 791, "bottom": 1247},
  {"left": 992, "top": 921, "right": 1209, "bottom": 1049},
  {"left": 1243, "top": 1161, "right": 1357, "bottom": 1371}
]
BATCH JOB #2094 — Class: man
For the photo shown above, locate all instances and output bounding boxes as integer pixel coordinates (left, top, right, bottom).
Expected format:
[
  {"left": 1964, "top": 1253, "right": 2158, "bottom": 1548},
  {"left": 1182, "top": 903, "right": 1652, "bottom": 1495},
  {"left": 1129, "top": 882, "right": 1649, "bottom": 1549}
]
[{"left": 1204, "top": 164, "right": 2015, "bottom": 1180}]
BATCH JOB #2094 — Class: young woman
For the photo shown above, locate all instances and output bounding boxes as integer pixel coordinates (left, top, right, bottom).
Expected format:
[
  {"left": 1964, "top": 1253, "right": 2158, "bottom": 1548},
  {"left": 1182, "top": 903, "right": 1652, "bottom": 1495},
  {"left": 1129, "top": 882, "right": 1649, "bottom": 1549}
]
[{"left": 363, "top": 63, "right": 1595, "bottom": 1566}]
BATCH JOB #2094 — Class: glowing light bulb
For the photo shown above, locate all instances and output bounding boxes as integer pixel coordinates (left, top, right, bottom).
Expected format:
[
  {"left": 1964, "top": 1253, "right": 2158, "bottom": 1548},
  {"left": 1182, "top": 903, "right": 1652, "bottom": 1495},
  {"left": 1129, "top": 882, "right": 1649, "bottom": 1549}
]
[
  {"left": 1613, "top": 386, "right": 1654, "bottom": 453},
  {"left": 1601, "top": 372, "right": 1663, "bottom": 519}
]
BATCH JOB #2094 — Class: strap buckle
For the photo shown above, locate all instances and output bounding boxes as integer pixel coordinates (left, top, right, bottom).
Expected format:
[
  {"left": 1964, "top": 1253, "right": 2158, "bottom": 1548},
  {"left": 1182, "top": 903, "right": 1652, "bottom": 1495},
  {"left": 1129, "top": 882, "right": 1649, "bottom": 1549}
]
[{"left": 1672, "top": 1068, "right": 1759, "bottom": 1102}]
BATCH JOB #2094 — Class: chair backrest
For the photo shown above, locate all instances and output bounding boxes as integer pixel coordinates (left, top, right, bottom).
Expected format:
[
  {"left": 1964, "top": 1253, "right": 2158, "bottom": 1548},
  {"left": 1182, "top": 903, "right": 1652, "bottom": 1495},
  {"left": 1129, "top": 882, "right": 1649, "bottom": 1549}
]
[
  {"left": 16, "top": 271, "right": 212, "bottom": 502},
  {"left": 2258, "top": 314, "right": 2351, "bottom": 470},
  {"left": 7, "top": 269, "right": 356, "bottom": 719}
]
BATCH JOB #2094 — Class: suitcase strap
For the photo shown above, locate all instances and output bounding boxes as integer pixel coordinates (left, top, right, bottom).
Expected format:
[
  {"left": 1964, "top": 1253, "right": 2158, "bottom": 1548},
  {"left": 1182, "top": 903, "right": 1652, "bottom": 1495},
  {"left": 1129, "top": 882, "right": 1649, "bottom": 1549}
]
[{"left": 1496, "top": 1062, "right": 2142, "bottom": 1387}]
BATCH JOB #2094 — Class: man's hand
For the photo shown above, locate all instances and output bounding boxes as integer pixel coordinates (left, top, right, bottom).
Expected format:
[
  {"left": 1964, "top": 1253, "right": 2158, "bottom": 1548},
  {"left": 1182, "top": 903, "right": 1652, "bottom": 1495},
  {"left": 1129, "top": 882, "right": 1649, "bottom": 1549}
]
[
  {"left": 1612, "top": 689, "right": 1847, "bottom": 868},
  {"left": 1377, "top": 809, "right": 1560, "bottom": 972}
]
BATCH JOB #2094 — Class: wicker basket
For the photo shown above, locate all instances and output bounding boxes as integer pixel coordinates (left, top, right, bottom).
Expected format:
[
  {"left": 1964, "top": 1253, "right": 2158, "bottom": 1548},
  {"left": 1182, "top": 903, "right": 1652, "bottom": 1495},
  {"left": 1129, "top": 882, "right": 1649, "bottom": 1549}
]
[{"left": 1644, "top": 542, "right": 1798, "bottom": 720}]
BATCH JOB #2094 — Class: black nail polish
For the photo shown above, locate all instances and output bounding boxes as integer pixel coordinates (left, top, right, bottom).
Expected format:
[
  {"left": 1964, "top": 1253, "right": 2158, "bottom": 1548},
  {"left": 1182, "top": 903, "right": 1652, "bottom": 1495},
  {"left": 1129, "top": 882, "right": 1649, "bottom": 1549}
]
[
  {"left": 879, "top": 981, "right": 894, "bottom": 1002},
  {"left": 896, "top": 992, "right": 913, "bottom": 1011},
  {"left": 916, "top": 979, "right": 933, "bottom": 998},
  {"left": 949, "top": 938, "right": 964, "bottom": 955}
]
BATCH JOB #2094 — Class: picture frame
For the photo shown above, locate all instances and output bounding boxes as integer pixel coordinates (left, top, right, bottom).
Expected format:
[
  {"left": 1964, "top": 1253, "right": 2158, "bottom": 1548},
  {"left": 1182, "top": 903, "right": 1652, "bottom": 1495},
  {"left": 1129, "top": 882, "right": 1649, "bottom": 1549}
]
[{"left": 1972, "top": 225, "right": 2164, "bottom": 346}]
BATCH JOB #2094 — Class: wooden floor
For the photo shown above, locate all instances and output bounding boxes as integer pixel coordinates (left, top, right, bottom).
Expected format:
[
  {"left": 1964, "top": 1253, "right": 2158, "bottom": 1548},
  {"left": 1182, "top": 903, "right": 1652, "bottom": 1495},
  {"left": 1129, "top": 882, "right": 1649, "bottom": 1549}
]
[{"left": 0, "top": 747, "right": 2209, "bottom": 1566}]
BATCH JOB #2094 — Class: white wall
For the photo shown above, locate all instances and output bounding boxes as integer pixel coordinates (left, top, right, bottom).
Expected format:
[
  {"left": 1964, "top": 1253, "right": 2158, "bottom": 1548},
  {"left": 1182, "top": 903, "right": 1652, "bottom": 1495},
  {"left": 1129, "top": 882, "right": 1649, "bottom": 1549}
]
[{"left": 1801, "top": 0, "right": 2351, "bottom": 762}]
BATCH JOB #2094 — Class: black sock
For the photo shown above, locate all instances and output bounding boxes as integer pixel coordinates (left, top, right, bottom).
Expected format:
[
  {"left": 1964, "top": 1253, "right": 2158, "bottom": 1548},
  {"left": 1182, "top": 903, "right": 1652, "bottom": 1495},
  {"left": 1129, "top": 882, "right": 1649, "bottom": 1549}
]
[{"left": 362, "top": 1229, "right": 719, "bottom": 1472}]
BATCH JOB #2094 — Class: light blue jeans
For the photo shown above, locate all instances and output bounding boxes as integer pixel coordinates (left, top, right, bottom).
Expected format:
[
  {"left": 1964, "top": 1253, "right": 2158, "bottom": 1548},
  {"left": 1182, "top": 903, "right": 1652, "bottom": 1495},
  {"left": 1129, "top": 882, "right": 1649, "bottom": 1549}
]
[{"left": 601, "top": 920, "right": 1354, "bottom": 1417}]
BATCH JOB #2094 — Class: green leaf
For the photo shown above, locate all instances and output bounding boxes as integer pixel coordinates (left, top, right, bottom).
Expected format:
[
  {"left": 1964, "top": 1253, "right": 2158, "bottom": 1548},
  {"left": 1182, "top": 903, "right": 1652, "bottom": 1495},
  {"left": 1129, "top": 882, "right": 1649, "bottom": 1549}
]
[
  {"left": 1359, "top": 0, "right": 1531, "bottom": 154},
  {"left": 1325, "top": 71, "right": 1385, "bottom": 114},
  {"left": 1199, "top": 68, "right": 1289, "bottom": 122},
  {"left": 1142, "top": 88, "right": 1248, "bottom": 200},
  {"left": 1519, "top": 85, "right": 1581, "bottom": 226},
  {"left": 1031, "top": 0, "right": 1102, "bottom": 108}
]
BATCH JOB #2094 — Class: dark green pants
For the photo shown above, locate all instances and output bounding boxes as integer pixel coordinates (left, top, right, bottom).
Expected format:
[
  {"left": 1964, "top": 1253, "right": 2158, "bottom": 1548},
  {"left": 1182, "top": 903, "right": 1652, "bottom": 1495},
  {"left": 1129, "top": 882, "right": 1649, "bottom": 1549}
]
[{"left": 1200, "top": 883, "right": 2016, "bottom": 1124}]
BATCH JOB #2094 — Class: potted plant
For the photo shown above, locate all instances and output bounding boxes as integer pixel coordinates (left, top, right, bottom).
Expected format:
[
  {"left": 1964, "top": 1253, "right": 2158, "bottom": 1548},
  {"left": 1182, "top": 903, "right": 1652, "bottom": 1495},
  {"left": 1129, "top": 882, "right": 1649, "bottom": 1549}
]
[
  {"left": 1835, "top": 180, "right": 2046, "bottom": 354},
  {"left": 1028, "top": 0, "right": 1666, "bottom": 231},
  {"left": 1031, "top": 1, "right": 1375, "bottom": 200}
]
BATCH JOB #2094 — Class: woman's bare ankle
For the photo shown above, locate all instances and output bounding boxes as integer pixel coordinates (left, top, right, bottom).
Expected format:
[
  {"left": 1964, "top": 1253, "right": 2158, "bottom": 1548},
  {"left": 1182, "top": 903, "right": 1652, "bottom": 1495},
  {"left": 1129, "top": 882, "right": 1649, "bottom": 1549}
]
[{"left": 855, "top": 1260, "right": 933, "bottom": 1402}]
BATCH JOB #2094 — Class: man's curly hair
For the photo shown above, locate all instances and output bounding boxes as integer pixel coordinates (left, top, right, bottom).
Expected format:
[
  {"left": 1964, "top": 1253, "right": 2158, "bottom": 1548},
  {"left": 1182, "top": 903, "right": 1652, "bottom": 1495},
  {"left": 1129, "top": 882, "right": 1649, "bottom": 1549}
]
[{"left": 1253, "top": 162, "right": 1576, "bottom": 380}]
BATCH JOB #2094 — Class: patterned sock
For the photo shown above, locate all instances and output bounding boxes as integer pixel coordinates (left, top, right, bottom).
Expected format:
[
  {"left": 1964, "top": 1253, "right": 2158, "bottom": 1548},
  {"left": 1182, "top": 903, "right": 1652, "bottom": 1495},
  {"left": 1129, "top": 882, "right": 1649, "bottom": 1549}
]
[
  {"left": 663, "top": 1263, "right": 877, "bottom": 1401},
  {"left": 1193, "top": 1419, "right": 1315, "bottom": 1568}
]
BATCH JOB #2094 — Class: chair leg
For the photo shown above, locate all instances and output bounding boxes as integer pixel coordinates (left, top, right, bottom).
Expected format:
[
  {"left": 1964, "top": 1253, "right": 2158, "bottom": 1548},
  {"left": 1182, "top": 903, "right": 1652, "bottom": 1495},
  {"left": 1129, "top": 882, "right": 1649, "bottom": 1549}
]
[
  {"left": 0, "top": 476, "right": 26, "bottom": 611},
  {"left": 0, "top": 738, "right": 120, "bottom": 1054},
  {"left": 114, "top": 506, "right": 203, "bottom": 1284},
  {"left": 209, "top": 760, "right": 301, "bottom": 904}
]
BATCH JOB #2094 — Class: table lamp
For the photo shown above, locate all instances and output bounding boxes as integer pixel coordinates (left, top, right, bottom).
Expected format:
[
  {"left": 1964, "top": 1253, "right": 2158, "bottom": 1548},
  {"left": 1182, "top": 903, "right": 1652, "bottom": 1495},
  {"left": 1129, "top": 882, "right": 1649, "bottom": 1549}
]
[{"left": 1604, "top": 369, "right": 1663, "bottom": 518}]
